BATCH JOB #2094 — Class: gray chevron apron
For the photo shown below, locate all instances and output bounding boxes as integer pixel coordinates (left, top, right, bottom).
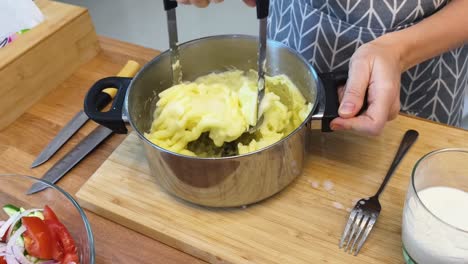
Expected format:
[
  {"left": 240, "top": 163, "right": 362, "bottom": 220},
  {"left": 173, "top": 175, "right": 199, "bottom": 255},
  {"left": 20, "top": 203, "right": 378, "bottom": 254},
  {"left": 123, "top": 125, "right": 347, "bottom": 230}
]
[{"left": 268, "top": 0, "right": 468, "bottom": 127}]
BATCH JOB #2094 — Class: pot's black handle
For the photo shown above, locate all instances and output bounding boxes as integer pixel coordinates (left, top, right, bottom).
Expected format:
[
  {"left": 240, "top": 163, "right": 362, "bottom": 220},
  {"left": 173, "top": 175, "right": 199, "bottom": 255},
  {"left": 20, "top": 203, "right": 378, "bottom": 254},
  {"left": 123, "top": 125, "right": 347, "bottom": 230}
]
[
  {"left": 318, "top": 71, "right": 368, "bottom": 132},
  {"left": 163, "top": 0, "right": 177, "bottom": 10},
  {"left": 84, "top": 77, "right": 132, "bottom": 134}
]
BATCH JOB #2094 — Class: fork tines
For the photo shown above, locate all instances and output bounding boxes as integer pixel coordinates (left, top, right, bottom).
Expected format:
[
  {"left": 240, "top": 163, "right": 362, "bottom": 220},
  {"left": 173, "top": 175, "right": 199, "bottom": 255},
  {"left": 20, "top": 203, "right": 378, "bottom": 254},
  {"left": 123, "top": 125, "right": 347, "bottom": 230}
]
[{"left": 339, "top": 200, "right": 378, "bottom": 255}]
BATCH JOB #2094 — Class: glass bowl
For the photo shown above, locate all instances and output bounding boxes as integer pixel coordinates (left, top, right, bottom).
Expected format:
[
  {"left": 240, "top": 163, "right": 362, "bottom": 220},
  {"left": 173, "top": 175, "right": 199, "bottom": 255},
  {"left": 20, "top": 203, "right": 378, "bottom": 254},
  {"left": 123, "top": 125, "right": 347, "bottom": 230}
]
[{"left": 0, "top": 174, "right": 95, "bottom": 264}]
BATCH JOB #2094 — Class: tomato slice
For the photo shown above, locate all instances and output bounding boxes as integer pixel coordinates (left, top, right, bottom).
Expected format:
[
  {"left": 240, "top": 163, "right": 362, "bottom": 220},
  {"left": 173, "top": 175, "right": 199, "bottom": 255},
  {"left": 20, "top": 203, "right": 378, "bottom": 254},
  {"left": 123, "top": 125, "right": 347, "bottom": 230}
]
[
  {"left": 43, "top": 205, "right": 59, "bottom": 222},
  {"left": 22, "top": 217, "right": 54, "bottom": 259},
  {"left": 62, "top": 253, "right": 80, "bottom": 264},
  {"left": 48, "top": 227, "right": 64, "bottom": 262},
  {"left": 43, "top": 205, "right": 65, "bottom": 261},
  {"left": 44, "top": 219, "right": 79, "bottom": 264},
  {"left": 0, "top": 256, "right": 7, "bottom": 264}
]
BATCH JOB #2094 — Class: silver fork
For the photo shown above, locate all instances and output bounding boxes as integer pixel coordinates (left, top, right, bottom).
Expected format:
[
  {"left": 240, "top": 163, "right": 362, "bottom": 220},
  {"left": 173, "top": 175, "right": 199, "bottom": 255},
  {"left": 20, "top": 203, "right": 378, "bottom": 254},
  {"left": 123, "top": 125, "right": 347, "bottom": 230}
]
[{"left": 339, "top": 129, "right": 419, "bottom": 255}]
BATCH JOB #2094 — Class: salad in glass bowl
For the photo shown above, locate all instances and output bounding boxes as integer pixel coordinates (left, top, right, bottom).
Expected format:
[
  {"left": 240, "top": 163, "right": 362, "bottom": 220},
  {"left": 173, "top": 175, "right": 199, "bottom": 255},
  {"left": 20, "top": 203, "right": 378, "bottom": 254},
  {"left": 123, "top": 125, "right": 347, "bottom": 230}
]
[{"left": 0, "top": 175, "right": 94, "bottom": 264}]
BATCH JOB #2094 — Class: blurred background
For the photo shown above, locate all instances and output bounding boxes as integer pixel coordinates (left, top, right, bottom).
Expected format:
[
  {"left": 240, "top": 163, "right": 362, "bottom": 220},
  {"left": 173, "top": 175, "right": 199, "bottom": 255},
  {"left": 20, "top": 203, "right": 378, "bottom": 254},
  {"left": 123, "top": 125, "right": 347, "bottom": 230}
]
[
  {"left": 58, "top": 0, "right": 256, "bottom": 50},
  {"left": 58, "top": 0, "right": 468, "bottom": 128}
]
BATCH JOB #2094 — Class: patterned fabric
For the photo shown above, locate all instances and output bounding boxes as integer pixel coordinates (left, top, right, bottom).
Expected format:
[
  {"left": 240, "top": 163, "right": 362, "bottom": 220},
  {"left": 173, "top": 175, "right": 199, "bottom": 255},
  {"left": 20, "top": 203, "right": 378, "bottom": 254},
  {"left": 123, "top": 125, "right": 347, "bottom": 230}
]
[{"left": 268, "top": 0, "right": 468, "bottom": 126}]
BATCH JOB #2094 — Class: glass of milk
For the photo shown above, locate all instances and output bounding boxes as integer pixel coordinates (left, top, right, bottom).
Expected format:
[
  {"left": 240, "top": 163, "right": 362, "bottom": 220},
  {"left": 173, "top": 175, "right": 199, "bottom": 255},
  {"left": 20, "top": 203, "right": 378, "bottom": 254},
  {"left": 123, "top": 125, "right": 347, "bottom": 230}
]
[{"left": 402, "top": 148, "right": 468, "bottom": 264}]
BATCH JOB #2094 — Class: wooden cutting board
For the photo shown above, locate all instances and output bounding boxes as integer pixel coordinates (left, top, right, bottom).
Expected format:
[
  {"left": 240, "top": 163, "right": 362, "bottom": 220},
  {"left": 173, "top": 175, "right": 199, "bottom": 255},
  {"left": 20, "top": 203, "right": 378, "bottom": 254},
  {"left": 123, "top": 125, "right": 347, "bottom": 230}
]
[{"left": 76, "top": 115, "right": 468, "bottom": 264}]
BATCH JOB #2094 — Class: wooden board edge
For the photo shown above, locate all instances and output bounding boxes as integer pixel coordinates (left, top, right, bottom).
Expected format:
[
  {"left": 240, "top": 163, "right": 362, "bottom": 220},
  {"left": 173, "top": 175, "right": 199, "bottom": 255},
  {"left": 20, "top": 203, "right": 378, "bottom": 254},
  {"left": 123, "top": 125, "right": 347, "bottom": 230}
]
[{"left": 76, "top": 187, "right": 239, "bottom": 264}]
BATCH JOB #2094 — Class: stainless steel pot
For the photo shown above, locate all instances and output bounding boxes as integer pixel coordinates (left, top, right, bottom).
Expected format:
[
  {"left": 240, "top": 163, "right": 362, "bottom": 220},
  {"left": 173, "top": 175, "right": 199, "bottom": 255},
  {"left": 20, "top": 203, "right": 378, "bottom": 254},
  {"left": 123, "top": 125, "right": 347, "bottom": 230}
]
[{"left": 84, "top": 35, "right": 350, "bottom": 207}]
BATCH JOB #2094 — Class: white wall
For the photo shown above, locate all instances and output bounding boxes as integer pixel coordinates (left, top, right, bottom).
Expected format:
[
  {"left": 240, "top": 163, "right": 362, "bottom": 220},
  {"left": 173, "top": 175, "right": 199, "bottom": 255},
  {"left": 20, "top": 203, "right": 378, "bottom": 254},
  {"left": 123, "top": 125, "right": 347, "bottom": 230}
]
[{"left": 58, "top": 0, "right": 257, "bottom": 50}]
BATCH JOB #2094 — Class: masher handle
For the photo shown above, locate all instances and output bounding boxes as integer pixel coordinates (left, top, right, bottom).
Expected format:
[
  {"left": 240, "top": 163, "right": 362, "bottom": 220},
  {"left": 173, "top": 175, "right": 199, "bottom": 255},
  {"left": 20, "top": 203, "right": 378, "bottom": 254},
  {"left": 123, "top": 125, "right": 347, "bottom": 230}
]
[
  {"left": 256, "top": 0, "right": 270, "bottom": 19},
  {"left": 164, "top": 0, "right": 177, "bottom": 10}
]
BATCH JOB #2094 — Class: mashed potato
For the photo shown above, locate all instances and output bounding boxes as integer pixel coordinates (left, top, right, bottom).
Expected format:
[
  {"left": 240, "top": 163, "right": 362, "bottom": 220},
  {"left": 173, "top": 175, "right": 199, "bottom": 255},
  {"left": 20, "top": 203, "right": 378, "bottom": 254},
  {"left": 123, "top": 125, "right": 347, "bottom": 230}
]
[{"left": 145, "top": 70, "right": 312, "bottom": 157}]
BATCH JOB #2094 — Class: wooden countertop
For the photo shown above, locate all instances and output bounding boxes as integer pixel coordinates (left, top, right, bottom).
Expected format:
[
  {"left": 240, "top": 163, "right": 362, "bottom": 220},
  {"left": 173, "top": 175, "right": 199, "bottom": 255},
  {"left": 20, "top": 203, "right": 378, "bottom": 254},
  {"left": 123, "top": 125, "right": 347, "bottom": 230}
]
[
  {"left": 0, "top": 36, "right": 466, "bottom": 264},
  {"left": 0, "top": 37, "right": 204, "bottom": 264}
]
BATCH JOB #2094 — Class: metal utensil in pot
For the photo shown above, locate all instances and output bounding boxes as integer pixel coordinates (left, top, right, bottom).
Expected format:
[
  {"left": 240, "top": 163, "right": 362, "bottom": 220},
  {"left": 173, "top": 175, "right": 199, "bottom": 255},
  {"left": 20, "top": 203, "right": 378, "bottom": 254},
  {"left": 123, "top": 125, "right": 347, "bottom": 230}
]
[{"left": 249, "top": 0, "right": 270, "bottom": 133}]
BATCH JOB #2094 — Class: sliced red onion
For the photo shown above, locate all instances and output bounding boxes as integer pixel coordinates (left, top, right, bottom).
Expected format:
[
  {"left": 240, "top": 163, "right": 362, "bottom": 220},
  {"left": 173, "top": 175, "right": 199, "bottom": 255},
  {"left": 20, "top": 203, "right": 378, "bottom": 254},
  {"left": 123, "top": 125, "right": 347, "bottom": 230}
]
[
  {"left": 1, "top": 211, "right": 44, "bottom": 264},
  {"left": 0, "top": 221, "right": 5, "bottom": 227},
  {"left": 6, "top": 225, "right": 25, "bottom": 248},
  {"left": 12, "top": 246, "right": 32, "bottom": 264},
  {"left": 0, "top": 242, "right": 6, "bottom": 252},
  {"left": 6, "top": 226, "right": 25, "bottom": 264},
  {"left": 0, "top": 212, "right": 20, "bottom": 239},
  {"left": 6, "top": 254, "right": 19, "bottom": 264}
]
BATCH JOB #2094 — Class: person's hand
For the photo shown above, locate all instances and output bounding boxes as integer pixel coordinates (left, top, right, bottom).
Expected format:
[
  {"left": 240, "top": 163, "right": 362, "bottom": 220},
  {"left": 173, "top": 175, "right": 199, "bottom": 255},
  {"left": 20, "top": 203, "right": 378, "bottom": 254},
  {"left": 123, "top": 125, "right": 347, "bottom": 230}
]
[
  {"left": 330, "top": 36, "right": 403, "bottom": 136},
  {"left": 176, "top": 0, "right": 256, "bottom": 8}
]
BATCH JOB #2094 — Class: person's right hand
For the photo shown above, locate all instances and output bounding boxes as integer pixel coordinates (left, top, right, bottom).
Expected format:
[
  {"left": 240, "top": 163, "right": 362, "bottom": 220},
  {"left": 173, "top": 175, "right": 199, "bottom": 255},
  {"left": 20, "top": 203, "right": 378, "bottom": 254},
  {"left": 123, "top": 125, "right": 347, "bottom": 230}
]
[{"left": 176, "top": 0, "right": 256, "bottom": 8}]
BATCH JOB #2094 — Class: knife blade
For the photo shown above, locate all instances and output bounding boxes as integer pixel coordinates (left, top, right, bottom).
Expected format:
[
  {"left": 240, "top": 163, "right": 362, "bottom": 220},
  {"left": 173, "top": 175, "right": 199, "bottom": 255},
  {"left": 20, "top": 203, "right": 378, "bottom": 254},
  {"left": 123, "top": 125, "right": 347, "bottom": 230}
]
[
  {"left": 248, "top": 0, "right": 269, "bottom": 133},
  {"left": 31, "top": 111, "right": 89, "bottom": 168},
  {"left": 255, "top": 15, "right": 267, "bottom": 123},
  {"left": 31, "top": 60, "right": 141, "bottom": 168},
  {"left": 27, "top": 126, "right": 114, "bottom": 195}
]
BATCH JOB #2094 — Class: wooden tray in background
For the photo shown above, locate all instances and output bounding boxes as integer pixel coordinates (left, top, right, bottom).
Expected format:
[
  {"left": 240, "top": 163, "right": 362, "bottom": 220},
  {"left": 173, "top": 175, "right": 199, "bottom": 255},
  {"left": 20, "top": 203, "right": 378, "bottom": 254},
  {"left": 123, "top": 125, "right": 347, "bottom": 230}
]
[
  {"left": 0, "top": 0, "right": 100, "bottom": 130},
  {"left": 76, "top": 116, "right": 468, "bottom": 264}
]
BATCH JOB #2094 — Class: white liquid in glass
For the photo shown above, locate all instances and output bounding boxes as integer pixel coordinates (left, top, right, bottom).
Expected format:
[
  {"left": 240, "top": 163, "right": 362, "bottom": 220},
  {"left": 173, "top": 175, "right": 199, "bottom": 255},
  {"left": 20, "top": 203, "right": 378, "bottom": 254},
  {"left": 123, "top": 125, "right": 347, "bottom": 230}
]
[{"left": 402, "top": 186, "right": 468, "bottom": 264}]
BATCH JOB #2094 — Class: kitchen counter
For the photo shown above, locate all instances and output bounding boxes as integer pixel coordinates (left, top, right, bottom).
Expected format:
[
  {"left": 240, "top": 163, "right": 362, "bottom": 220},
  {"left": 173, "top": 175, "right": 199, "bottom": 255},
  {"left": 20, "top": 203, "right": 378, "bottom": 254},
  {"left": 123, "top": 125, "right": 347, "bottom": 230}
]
[{"left": 0, "top": 36, "right": 466, "bottom": 264}]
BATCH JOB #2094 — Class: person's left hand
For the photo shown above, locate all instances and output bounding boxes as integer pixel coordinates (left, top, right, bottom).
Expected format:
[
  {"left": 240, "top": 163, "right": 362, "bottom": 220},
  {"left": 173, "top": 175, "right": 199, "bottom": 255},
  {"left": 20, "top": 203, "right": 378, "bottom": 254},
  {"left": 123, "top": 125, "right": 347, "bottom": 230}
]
[{"left": 330, "top": 36, "right": 403, "bottom": 136}]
